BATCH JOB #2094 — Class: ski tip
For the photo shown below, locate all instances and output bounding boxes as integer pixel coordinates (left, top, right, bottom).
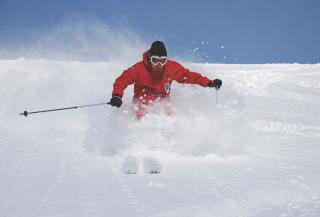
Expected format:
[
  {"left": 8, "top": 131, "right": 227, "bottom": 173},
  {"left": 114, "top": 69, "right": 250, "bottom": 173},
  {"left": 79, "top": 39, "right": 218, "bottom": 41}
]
[
  {"left": 148, "top": 170, "right": 161, "bottom": 174},
  {"left": 123, "top": 170, "right": 137, "bottom": 175}
]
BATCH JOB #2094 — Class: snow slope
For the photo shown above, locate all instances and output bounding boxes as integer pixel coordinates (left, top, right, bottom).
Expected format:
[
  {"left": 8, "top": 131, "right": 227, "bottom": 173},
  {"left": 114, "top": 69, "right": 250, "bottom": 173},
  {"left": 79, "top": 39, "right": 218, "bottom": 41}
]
[{"left": 1, "top": 59, "right": 320, "bottom": 217}]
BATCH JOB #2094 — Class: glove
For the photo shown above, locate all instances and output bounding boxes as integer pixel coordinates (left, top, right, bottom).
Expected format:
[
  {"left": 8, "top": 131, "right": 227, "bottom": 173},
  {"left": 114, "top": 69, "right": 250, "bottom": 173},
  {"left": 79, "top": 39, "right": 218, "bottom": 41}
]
[
  {"left": 207, "top": 79, "right": 222, "bottom": 90},
  {"left": 108, "top": 95, "right": 122, "bottom": 107}
]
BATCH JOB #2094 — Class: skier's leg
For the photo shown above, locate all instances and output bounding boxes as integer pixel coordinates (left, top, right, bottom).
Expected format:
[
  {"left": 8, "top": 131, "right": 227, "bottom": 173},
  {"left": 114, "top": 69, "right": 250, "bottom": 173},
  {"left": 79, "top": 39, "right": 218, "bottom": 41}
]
[
  {"left": 161, "top": 97, "right": 172, "bottom": 116},
  {"left": 133, "top": 103, "right": 147, "bottom": 120}
]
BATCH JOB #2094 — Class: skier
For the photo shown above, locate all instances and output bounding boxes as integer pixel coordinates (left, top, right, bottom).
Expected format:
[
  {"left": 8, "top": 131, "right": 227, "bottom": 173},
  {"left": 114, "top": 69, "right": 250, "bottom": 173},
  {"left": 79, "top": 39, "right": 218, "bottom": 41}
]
[{"left": 108, "top": 41, "right": 222, "bottom": 119}]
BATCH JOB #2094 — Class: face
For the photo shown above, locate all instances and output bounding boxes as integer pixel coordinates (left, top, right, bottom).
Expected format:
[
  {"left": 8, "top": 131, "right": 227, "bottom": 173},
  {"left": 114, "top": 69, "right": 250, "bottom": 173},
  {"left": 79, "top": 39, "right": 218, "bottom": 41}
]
[{"left": 151, "top": 62, "right": 164, "bottom": 71}]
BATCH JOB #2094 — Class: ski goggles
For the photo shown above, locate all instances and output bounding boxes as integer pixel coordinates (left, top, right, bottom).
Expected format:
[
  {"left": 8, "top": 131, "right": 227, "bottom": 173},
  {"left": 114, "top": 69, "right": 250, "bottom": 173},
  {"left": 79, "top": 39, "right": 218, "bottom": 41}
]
[{"left": 150, "top": 55, "right": 168, "bottom": 66}]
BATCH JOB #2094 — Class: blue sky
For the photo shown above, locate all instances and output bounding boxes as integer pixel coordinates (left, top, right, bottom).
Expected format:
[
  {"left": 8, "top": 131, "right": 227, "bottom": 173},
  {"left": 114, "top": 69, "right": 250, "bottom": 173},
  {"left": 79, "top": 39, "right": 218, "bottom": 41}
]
[{"left": 1, "top": 0, "right": 320, "bottom": 63}]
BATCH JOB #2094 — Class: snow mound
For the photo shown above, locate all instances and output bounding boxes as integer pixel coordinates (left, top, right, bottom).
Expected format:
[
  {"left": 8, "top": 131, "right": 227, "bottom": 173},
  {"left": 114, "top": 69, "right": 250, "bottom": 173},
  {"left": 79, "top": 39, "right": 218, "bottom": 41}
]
[{"left": 1, "top": 59, "right": 320, "bottom": 217}]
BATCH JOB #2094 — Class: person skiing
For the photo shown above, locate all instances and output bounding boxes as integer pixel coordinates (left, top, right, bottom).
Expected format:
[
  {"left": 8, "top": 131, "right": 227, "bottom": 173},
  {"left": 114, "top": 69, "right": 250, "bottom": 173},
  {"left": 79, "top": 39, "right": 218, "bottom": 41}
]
[{"left": 108, "top": 41, "right": 222, "bottom": 119}]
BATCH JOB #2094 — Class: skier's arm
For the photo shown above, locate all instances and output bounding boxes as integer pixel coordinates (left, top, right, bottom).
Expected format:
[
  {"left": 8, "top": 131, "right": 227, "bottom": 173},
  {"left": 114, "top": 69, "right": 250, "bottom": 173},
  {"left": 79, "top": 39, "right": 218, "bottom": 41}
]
[
  {"left": 112, "top": 66, "right": 138, "bottom": 97},
  {"left": 174, "top": 65, "right": 210, "bottom": 87}
]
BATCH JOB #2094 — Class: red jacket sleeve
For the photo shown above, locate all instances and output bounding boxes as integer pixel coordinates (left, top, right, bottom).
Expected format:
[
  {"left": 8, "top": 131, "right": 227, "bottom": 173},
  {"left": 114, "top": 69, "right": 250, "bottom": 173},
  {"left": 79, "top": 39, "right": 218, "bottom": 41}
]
[
  {"left": 112, "top": 65, "right": 138, "bottom": 96},
  {"left": 172, "top": 62, "right": 210, "bottom": 87}
]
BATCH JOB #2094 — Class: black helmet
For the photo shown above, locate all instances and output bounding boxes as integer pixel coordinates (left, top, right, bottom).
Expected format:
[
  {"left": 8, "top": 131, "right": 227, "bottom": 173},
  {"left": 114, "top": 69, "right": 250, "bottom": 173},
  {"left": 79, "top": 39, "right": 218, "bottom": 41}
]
[{"left": 149, "top": 41, "right": 167, "bottom": 57}]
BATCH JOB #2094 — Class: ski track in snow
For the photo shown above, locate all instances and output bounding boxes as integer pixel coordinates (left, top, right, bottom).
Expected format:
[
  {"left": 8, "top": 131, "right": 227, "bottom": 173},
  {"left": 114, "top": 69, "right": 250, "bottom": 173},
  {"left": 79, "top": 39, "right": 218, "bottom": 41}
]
[{"left": 1, "top": 59, "right": 320, "bottom": 217}]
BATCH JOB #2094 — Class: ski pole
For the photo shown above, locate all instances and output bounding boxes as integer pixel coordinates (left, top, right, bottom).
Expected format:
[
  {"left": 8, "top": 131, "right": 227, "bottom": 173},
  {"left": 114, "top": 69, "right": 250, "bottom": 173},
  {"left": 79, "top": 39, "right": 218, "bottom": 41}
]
[
  {"left": 20, "top": 102, "right": 108, "bottom": 117},
  {"left": 215, "top": 87, "right": 219, "bottom": 105}
]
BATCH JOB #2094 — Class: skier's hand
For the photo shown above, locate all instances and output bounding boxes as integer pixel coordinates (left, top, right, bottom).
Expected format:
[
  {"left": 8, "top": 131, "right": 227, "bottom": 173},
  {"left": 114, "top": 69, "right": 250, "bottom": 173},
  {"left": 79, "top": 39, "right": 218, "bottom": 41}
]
[
  {"left": 208, "top": 79, "right": 222, "bottom": 90},
  {"left": 108, "top": 95, "right": 122, "bottom": 107}
]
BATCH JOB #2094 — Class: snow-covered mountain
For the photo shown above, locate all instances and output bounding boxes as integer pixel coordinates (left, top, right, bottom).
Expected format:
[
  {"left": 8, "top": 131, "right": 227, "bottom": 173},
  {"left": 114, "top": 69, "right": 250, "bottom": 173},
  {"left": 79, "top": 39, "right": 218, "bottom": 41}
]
[{"left": 1, "top": 58, "right": 320, "bottom": 217}]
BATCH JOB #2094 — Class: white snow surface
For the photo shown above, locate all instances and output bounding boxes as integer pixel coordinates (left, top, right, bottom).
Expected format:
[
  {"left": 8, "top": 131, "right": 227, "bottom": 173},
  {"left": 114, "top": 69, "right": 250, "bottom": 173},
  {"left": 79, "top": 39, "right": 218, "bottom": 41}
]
[{"left": 1, "top": 59, "right": 320, "bottom": 217}]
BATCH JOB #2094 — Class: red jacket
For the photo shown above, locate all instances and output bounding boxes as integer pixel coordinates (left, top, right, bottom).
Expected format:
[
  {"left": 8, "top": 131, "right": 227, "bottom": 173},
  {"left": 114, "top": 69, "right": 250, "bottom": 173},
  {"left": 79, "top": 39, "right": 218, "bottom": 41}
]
[{"left": 112, "top": 50, "right": 210, "bottom": 105}]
